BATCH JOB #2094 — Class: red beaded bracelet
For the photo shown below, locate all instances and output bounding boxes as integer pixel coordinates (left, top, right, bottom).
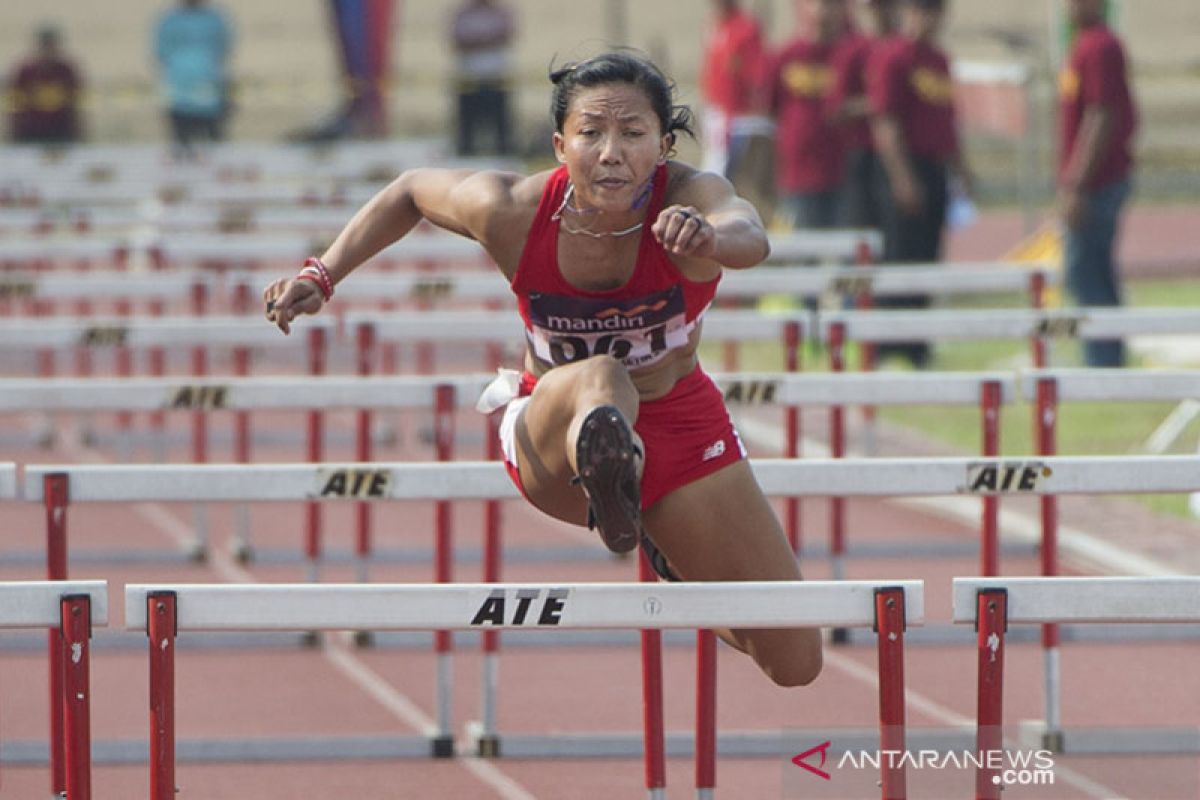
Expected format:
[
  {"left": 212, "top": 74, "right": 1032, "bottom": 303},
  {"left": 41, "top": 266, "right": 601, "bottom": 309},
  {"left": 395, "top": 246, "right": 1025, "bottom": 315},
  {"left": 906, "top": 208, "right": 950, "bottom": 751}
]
[{"left": 297, "top": 256, "right": 334, "bottom": 302}]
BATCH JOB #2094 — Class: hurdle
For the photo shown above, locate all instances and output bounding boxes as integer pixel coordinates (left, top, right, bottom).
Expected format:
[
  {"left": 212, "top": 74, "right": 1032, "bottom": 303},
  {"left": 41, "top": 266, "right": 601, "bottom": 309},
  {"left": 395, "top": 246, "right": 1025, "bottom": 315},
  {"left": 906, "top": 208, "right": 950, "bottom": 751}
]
[
  {"left": 125, "top": 579, "right": 922, "bottom": 800},
  {"left": 26, "top": 454, "right": 1200, "bottom": 761},
  {"left": 953, "top": 576, "right": 1200, "bottom": 797},
  {"left": 2, "top": 316, "right": 335, "bottom": 559},
  {"left": 0, "top": 580, "right": 108, "bottom": 800},
  {"left": 716, "top": 370, "right": 1016, "bottom": 579},
  {"left": 0, "top": 368, "right": 1028, "bottom": 582},
  {"left": 1018, "top": 367, "right": 1200, "bottom": 748},
  {"left": 0, "top": 375, "right": 495, "bottom": 570}
]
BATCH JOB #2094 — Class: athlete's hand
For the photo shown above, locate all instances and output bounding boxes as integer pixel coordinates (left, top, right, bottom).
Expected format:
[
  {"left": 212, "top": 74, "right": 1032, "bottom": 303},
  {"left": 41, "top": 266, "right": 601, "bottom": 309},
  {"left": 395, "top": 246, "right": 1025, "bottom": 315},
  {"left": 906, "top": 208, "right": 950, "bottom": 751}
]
[
  {"left": 652, "top": 205, "right": 717, "bottom": 259},
  {"left": 262, "top": 277, "right": 323, "bottom": 335}
]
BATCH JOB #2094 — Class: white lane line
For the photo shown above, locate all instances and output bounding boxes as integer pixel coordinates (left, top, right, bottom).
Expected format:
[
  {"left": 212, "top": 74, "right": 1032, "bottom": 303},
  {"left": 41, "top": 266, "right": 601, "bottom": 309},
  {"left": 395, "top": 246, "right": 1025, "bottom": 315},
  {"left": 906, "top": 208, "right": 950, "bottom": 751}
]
[
  {"left": 61, "top": 429, "right": 540, "bottom": 800},
  {"left": 823, "top": 648, "right": 1128, "bottom": 800}
]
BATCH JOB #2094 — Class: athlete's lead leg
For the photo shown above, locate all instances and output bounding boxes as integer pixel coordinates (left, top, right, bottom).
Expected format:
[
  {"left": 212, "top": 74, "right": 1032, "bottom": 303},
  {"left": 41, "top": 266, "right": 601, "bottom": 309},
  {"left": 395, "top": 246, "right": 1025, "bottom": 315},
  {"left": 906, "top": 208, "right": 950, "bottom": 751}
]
[{"left": 512, "top": 355, "right": 644, "bottom": 551}]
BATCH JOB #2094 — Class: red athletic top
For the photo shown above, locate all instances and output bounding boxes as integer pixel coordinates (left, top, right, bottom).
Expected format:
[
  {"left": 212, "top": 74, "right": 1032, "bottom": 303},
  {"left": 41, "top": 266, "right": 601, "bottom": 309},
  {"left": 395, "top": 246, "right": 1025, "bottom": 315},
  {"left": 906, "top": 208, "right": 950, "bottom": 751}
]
[{"left": 511, "top": 164, "right": 721, "bottom": 370}]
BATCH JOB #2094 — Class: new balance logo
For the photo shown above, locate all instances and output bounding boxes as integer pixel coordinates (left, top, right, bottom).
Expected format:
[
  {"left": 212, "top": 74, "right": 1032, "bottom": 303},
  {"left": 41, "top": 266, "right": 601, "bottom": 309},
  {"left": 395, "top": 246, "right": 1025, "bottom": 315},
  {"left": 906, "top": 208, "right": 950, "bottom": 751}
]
[{"left": 702, "top": 439, "right": 726, "bottom": 461}]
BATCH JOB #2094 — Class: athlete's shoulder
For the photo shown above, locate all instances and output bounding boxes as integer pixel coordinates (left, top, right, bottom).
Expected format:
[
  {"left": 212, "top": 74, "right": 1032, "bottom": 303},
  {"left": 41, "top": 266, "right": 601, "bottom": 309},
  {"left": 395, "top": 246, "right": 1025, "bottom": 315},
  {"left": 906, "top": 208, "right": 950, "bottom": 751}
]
[
  {"left": 453, "top": 168, "right": 552, "bottom": 216},
  {"left": 663, "top": 161, "right": 736, "bottom": 208}
]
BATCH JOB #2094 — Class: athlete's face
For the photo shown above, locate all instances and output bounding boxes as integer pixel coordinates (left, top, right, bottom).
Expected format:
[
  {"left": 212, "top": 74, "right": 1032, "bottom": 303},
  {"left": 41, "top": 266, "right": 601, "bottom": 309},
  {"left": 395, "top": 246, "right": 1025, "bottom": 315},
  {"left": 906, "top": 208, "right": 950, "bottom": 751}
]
[{"left": 553, "top": 83, "right": 672, "bottom": 213}]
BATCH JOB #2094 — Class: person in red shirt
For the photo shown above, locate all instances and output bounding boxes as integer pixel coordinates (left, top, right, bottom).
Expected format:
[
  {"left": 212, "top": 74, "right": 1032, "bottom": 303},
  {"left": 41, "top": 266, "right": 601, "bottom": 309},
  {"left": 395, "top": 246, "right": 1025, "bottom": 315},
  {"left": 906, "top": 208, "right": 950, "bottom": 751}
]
[
  {"left": 700, "top": 0, "right": 769, "bottom": 178},
  {"left": 1058, "top": 0, "right": 1137, "bottom": 367},
  {"left": 867, "top": 0, "right": 970, "bottom": 367},
  {"left": 768, "top": 0, "right": 849, "bottom": 230},
  {"left": 6, "top": 25, "right": 83, "bottom": 145},
  {"left": 827, "top": 0, "right": 898, "bottom": 228},
  {"left": 264, "top": 51, "right": 823, "bottom": 688}
]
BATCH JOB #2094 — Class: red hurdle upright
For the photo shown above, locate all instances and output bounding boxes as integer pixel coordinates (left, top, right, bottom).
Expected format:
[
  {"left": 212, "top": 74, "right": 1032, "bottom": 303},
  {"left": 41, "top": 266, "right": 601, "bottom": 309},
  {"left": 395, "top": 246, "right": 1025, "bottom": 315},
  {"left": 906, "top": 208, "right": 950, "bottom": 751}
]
[{"left": 974, "top": 588, "right": 1008, "bottom": 800}]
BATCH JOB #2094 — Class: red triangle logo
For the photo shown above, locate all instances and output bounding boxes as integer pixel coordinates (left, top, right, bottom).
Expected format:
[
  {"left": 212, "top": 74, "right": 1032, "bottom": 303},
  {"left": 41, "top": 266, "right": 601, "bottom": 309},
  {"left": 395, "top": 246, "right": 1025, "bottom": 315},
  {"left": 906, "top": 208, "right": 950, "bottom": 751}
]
[{"left": 791, "top": 740, "right": 832, "bottom": 780}]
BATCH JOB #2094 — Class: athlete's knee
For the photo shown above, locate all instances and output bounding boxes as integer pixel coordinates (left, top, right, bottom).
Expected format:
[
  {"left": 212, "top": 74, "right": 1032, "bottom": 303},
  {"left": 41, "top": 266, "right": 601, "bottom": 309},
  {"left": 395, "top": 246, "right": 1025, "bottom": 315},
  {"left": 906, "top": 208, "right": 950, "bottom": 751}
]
[
  {"left": 575, "top": 354, "right": 631, "bottom": 392},
  {"left": 760, "top": 630, "right": 823, "bottom": 687}
]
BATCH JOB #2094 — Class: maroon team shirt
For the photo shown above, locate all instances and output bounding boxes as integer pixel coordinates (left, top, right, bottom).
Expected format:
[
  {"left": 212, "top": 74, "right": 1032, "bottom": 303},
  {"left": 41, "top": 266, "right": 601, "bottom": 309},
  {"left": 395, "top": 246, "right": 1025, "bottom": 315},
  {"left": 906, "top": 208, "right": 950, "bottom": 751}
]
[
  {"left": 827, "top": 32, "right": 875, "bottom": 152},
  {"left": 8, "top": 57, "right": 81, "bottom": 142},
  {"left": 769, "top": 38, "right": 843, "bottom": 193},
  {"left": 867, "top": 37, "right": 959, "bottom": 161},
  {"left": 1058, "top": 24, "right": 1137, "bottom": 190}
]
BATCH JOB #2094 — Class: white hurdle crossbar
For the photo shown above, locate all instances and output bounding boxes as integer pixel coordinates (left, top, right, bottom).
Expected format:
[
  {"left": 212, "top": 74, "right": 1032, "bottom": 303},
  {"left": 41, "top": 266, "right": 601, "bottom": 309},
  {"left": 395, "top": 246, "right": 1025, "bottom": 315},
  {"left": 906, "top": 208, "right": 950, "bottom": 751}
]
[
  {"left": 25, "top": 455, "right": 1200, "bottom": 503},
  {"left": 126, "top": 580, "right": 921, "bottom": 800},
  {"left": 0, "top": 315, "right": 337, "bottom": 351},
  {"left": 225, "top": 262, "right": 1051, "bottom": 308},
  {"left": 1019, "top": 368, "right": 1200, "bottom": 404},
  {"left": 953, "top": 576, "right": 1200, "bottom": 795},
  {"left": 0, "top": 374, "right": 493, "bottom": 413},
  {"left": 821, "top": 306, "right": 1200, "bottom": 369},
  {"left": 0, "top": 270, "right": 208, "bottom": 306},
  {"left": 1, "top": 580, "right": 107, "bottom": 800}
]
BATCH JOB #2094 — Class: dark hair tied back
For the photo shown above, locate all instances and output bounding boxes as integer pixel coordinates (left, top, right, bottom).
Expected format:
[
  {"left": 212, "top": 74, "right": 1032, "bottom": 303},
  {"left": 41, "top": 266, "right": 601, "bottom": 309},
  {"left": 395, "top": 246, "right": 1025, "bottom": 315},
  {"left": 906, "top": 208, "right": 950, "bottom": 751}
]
[{"left": 549, "top": 50, "right": 695, "bottom": 151}]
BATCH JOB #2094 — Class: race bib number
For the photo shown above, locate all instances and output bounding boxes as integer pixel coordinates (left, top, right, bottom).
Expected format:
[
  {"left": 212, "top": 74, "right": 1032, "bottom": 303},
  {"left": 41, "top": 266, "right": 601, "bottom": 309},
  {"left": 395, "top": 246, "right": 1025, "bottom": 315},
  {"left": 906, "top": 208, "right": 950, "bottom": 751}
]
[{"left": 525, "top": 287, "right": 691, "bottom": 368}]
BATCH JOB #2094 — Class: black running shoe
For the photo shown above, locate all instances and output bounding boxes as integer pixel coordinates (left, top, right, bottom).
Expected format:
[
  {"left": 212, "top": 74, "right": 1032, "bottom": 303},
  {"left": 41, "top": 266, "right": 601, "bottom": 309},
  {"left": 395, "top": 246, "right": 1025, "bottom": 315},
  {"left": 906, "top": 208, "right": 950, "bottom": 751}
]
[
  {"left": 572, "top": 405, "right": 641, "bottom": 554},
  {"left": 640, "top": 532, "right": 680, "bottom": 582}
]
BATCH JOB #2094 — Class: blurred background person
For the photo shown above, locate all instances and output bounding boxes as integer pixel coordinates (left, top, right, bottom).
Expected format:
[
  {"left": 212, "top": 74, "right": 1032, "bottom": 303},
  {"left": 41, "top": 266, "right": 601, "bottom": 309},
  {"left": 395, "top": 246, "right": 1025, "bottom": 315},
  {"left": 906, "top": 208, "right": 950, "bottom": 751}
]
[
  {"left": 450, "top": 0, "right": 516, "bottom": 157},
  {"left": 700, "top": 0, "right": 768, "bottom": 180},
  {"left": 6, "top": 24, "right": 84, "bottom": 145},
  {"left": 153, "top": 0, "right": 234, "bottom": 155},
  {"left": 1058, "top": 0, "right": 1137, "bottom": 368},
  {"left": 827, "top": 0, "right": 898, "bottom": 229},
  {"left": 287, "top": 0, "right": 397, "bottom": 142},
  {"left": 768, "top": 0, "right": 849, "bottom": 231},
  {"left": 868, "top": 0, "right": 970, "bottom": 367}
]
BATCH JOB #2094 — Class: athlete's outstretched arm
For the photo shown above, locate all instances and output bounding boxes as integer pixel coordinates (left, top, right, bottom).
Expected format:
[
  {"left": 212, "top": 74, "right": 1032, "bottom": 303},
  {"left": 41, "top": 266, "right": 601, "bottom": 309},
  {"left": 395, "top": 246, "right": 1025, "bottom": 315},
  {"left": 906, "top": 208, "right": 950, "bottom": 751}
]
[
  {"left": 264, "top": 168, "right": 515, "bottom": 333},
  {"left": 651, "top": 168, "right": 770, "bottom": 271}
]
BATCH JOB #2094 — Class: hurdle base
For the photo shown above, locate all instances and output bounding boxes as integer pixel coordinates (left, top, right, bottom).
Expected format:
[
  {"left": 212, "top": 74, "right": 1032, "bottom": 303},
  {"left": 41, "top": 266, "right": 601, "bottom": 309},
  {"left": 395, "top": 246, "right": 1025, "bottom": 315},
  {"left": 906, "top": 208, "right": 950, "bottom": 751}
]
[
  {"left": 229, "top": 541, "right": 254, "bottom": 564},
  {"left": 460, "top": 726, "right": 946, "bottom": 759},
  {"left": 431, "top": 735, "right": 455, "bottom": 759},
  {"left": 352, "top": 630, "right": 375, "bottom": 648},
  {"left": 1018, "top": 720, "right": 1200, "bottom": 755},
  {"left": 185, "top": 540, "right": 208, "bottom": 564},
  {"left": 476, "top": 735, "right": 501, "bottom": 759},
  {"left": 1, "top": 734, "right": 444, "bottom": 765},
  {"left": 830, "top": 627, "right": 850, "bottom": 645}
]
